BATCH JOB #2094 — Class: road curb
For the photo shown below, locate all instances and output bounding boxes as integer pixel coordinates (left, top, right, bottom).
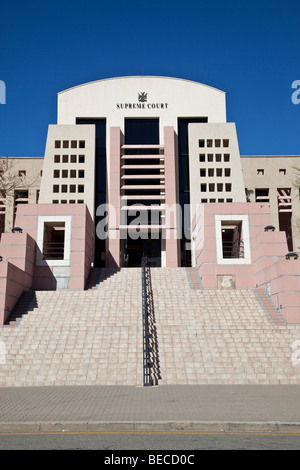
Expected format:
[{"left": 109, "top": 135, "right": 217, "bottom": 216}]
[{"left": 1, "top": 421, "right": 300, "bottom": 434}]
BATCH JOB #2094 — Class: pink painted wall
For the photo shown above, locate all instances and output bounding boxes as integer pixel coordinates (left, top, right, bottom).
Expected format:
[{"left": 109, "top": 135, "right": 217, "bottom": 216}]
[
  {"left": 0, "top": 204, "right": 95, "bottom": 324},
  {"left": 14, "top": 204, "right": 94, "bottom": 290},
  {"left": 107, "top": 127, "right": 121, "bottom": 268},
  {"left": 0, "top": 232, "right": 35, "bottom": 324},
  {"left": 0, "top": 232, "right": 36, "bottom": 276},
  {"left": 69, "top": 207, "right": 94, "bottom": 289},
  {"left": 164, "top": 126, "right": 180, "bottom": 267},
  {"left": 192, "top": 202, "right": 300, "bottom": 323}
]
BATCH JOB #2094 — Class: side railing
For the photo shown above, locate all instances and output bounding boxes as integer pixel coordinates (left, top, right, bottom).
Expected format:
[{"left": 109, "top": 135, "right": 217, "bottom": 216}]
[
  {"left": 42, "top": 242, "right": 65, "bottom": 260},
  {"left": 141, "top": 257, "right": 161, "bottom": 386},
  {"left": 222, "top": 239, "right": 244, "bottom": 259}
]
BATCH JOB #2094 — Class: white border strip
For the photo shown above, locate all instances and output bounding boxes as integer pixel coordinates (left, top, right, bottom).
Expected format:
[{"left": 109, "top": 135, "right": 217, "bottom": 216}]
[
  {"left": 215, "top": 214, "right": 251, "bottom": 265},
  {"left": 36, "top": 215, "right": 72, "bottom": 267}
]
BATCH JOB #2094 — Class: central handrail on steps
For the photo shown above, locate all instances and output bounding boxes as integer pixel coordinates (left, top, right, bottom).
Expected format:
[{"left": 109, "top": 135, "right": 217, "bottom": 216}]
[
  {"left": 141, "top": 256, "right": 161, "bottom": 386},
  {"left": 142, "top": 256, "right": 151, "bottom": 386}
]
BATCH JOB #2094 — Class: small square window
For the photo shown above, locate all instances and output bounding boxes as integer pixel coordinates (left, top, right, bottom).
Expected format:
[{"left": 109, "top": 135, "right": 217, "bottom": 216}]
[
  {"left": 53, "top": 170, "right": 60, "bottom": 178},
  {"left": 62, "top": 170, "right": 68, "bottom": 178},
  {"left": 42, "top": 221, "right": 65, "bottom": 260},
  {"left": 54, "top": 155, "right": 60, "bottom": 163},
  {"left": 223, "top": 139, "right": 229, "bottom": 147},
  {"left": 225, "top": 183, "right": 232, "bottom": 192},
  {"left": 279, "top": 169, "right": 286, "bottom": 175},
  {"left": 224, "top": 154, "right": 230, "bottom": 162},
  {"left": 216, "top": 168, "right": 222, "bottom": 177},
  {"left": 207, "top": 139, "right": 213, "bottom": 147},
  {"left": 61, "top": 200, "right": 67, "bottom": 204},
  {"left": 201, "top": 183, "right": 207, "bottom": 192},
  {"left": 78, "top": 200, "right": 84, "bottom": 204},
  {"left": 71, "top": 141, "right": 77, "bottom": 148},
  {"left": 199, "top": 139, "right": 205, "bottom": 148},
  {"left": 71, "top": 155, "right": 77, "bottom": 163},
  {"left": 200, "top": 169, "right": 206, "bottom": 177},
  {"left": 257, "top": 169, "right": 264, "bottom": 175},
  {"left": 78, "top": 170, "right": 85, "bottom": 178},
  {"left": 78, "top": 155, "right": 85, "bottom": 163},
  {"left": 220, "top": 219, "right": 245, "bottom": 259},
  {"left": 210, "top": 198, "right": 216, "bottom": 203},
  {"left": 55, "top": 141, "right": 61, "bottom": 148},
  {"left": 215, "top": 154, "right": 222, "bottom": 162},
  {"left": 207, "top": 154, "right": 213, "bottom": 162},
  {"left": 52, "top": 200, "right": 59, "bottom": 204},
  {"left": 79, "top": 140, "right": 85, "bottom": 149},
  {"left": 218, "top": 198, "right": 224, "bottom": 203},
  {"left": 70, "top": 185, "right": 76, "bottom": 193},
  {"left": 15, "top": 189, "right": 28, "bottom": 200},
  {"left": 226, "top": 198, "right": 233, "bottom": 203},
  {"left": 215, "top": 139, "right": 221, "bottom": 147},
  {"left": 61, "top": 185, "right": 68, "bottom": 193},
  {"left": 78, "top": 185, "right": 84, "bottom": 193},
  {"left": 208, "top": 168, "right": 214, "bottom": 177},
  {"left": 217, "top": 183, "right": 223, "bottom": 192},
  {"left": 209, "top": 183, "right": 215, "bottom": 192},
  {"left": 63, "top": 141, "right": 69, "bottom": 148},
  {"left": 62, "top": 155, "right": 68, "bottom": 163},
  {"left": 201, "top": 199, "right": 208, "bottom": 203},
  {"left": 225, "top": 168, "right": 231, "bottom": 177},
  {"left": 255, "top": 188, "right": 269, "bottom": 202},
  {"left": 70, "top": 170, "right": 76, "bottom": 178},
  {"left": 199, "top": 154, "right": 205, "bottom": 162},
  {"left": 69, "top": 200, "right": 76, "bottom": 204},
  {"left": 53, "top": 185, "right": 59, "bottom": 193},
  {"left": 19, "top": 170, "right": 26, "bottom": 177}
]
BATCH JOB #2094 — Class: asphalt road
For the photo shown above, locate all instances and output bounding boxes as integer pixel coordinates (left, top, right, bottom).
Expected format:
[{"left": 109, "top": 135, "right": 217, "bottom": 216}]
[{"left": 0, "top": 431, "right": 300, "bottom": 450}]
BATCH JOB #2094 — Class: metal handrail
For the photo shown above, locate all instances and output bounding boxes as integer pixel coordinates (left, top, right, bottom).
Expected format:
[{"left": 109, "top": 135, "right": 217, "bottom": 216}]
[
  {"left": 222, "top": 240, "right": 244, "bottom": 258},
  {"left": 42, "top": 241, "right": 64, "bottom": 260},
  {"left": 142, "top": 256, "right": 151, "bottom": 386},
  {"left": 141, "top": 255, "right": 161, "bottom": 386}
]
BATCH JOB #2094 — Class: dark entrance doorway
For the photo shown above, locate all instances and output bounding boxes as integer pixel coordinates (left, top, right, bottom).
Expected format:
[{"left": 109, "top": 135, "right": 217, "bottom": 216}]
[{"left": 124, "top": 236, "right": 161, "bottom": 267}]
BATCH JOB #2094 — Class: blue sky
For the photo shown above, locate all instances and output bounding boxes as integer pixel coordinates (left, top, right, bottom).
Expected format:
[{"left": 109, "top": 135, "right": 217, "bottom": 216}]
[{"left": 0, "top": 0, "right": 300, "bottom": 157}]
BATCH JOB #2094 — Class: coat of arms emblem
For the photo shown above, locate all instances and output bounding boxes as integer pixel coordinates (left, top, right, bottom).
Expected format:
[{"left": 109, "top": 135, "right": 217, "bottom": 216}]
[{"left": 138, "top": 92, "right": 148, "bottom": 102}]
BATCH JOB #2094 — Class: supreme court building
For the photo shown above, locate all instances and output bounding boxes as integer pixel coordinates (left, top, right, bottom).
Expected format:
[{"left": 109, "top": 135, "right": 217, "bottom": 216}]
[{"left": 1, "top": 76, "right": 300, "bottom": 324}]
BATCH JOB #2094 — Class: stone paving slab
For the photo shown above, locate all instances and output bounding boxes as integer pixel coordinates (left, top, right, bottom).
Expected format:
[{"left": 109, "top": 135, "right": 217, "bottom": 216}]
[
  {"left": 2, "top": 269, "right": 300, "bottom": 387},
  {"left": 0, "top": 384, "right": 300, "bottom": 433}
]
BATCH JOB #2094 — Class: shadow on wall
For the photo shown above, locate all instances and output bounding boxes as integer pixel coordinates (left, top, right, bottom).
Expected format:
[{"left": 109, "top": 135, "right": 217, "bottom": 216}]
[{"left": 33, "top": 244, "right": 58, "bottom": 290}]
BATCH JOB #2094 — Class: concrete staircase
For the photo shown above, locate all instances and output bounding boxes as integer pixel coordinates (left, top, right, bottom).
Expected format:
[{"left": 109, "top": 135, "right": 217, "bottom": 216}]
[
  {"left": 150, "top": 268, "right": 300, "bottom": 385},
  {"left": 1, "top": 267, "right": 300, "bottom": 387},
  {"left": 0, "top": 268, "right": 143, "bottom": 387}
]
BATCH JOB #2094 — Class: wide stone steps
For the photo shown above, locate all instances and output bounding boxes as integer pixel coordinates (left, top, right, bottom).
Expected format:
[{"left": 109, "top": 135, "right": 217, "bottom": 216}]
[
  {"left": 149, "top": 269, "right": 300, "bottom": 384},
  {"left": 0, "top": 268, "right": 143, "bottom": 387},
  {"left": 0, "top": 267, "right": 300, "bottom": 386}
]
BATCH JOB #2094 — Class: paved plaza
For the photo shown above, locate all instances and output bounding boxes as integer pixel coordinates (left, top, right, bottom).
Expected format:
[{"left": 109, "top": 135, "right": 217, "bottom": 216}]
[{"left": 0, "top": 384, "right": 300, "bottom": 433}]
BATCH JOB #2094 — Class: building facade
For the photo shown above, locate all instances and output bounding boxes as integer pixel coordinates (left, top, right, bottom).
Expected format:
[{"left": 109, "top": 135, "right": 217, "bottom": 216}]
[
  {"left": 241, "top": 155, "right": 300, "bottom": 252},
  {"left": 1, "top": 76, "right": 300, "bottom": 324},
  {"left": 0, "top": 157, "right": 43, "bottom": 233},
  {"left": 2, "top": 76, "right": 300, "bottom": 265}
]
